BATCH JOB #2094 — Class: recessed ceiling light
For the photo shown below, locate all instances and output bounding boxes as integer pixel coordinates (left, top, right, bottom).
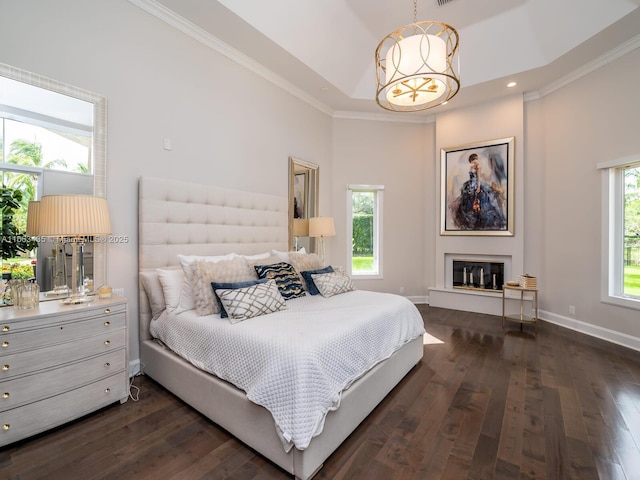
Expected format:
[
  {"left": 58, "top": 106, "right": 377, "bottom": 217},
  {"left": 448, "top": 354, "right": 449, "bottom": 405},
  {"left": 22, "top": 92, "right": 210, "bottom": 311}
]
[{"left": 507, "top": 82, "right": 517, "bottom": 88}]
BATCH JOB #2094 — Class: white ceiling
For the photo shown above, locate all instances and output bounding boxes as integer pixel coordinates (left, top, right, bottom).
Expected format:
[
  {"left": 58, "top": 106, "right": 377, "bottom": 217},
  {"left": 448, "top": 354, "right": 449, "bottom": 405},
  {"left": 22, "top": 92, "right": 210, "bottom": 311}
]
[{"left": 149, "top": 0, "right": 640, "bottom": 118}]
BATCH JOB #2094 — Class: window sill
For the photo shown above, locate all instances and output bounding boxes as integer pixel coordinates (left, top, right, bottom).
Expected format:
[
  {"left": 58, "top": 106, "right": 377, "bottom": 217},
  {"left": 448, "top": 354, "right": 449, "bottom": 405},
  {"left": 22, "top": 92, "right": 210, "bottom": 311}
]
[{"left": 602, "top": 294, "right": 640, "bottom": 311}]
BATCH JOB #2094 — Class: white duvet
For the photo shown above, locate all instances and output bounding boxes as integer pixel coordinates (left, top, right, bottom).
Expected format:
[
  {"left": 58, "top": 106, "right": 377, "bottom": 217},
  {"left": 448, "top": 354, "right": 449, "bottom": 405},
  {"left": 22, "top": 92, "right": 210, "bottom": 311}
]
[{"left": 150, "top": 290, "right": 425, "bottom": 451}]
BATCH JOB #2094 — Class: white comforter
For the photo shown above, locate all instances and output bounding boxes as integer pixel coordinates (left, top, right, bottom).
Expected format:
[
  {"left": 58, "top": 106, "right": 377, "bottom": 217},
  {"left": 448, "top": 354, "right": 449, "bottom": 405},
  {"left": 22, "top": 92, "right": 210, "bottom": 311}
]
[{"left": 150, "top": 290, "right": 425, "bottom": 451}]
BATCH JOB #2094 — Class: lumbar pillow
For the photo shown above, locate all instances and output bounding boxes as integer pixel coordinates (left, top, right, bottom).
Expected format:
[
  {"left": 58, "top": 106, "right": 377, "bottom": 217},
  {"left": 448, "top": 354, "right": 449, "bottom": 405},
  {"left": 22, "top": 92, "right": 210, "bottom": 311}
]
[
  {"left": 311, "top": 271, "right": 356, "bottom": 298},
  {"left": 215, "top": 279, "right": 286, "bottom": 323},
  {"left": 211, "top": 278, "right": 268, "bottom": 318},
  {"left": 254, "top": 262, "right": 306, "bottom": 299},
  {"left": 300, "top": 265, "right": 334, "bottom": 295}
]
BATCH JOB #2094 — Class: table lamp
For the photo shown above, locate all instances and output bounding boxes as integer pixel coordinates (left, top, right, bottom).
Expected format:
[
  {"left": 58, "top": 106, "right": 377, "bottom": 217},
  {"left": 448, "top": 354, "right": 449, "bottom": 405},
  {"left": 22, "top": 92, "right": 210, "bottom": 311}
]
[
  {"left": 309, "top": 216, "right": 335, "bottom": 265},
  {"left": 292, "top": 218, "right": 309, "bottom": 251},
  {"left": 38, "top": 195, "right": 111, "bottom": 303}
]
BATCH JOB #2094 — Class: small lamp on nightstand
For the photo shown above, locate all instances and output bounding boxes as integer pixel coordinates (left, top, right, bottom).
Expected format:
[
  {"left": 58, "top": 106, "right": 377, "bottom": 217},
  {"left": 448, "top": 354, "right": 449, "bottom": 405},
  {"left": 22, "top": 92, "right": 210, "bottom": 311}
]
[
  {"left": 309, "top": 216, "right": 335, "bottom": 265},
  {"left": 292, "top": 218, "right": 309, "bottom": 251},
  {"left": 38, "top": 195, "right": 112, "bottom": 304}
]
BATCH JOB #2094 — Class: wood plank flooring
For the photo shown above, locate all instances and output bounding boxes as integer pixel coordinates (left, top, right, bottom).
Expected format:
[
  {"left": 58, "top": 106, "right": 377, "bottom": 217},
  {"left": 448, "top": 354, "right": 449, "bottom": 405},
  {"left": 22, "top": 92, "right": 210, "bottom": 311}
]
[{"left": 2, "top": 305, "right": 640, "bottom": 479}]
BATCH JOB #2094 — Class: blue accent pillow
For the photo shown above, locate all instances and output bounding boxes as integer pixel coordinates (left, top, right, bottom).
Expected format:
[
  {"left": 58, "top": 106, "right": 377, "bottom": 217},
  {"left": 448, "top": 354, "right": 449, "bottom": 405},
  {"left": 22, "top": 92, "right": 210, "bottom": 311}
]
[
  {"left": 253, "top": 262, "right": 306, "bottom": 300},
  {"left": 301, "top": 265, "right": 334, "bottom": 295},
  {"left": 211, "top": 278, "right": 268, "bottom": 318}
]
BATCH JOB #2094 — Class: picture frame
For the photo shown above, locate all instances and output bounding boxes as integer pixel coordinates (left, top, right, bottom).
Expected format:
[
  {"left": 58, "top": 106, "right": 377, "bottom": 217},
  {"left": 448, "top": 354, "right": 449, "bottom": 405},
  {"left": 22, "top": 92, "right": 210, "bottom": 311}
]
[
  {"left": 441, "top": 137, "right": 515, "bottom": 236},
  {"left": 293, "top": 171, "right": 308, "bottom": 219}
]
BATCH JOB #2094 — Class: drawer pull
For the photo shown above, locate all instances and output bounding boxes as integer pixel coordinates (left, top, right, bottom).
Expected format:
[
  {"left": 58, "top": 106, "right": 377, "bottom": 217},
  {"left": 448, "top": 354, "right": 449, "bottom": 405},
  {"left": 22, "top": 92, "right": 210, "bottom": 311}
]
[
  {"left": 104, "top": 340, "right": 110, "bottom": 346},
  {"left": 1, "top": 341, "right": 8, "bottom": 348},
  {"left": 104, "top": 388, "right": 111, "bottom": 394},
  {"left": 104, "top": 308, "right": 111, "bottom": 314},
  {"left": 1, "top": 365, "right": 8, "bottom": 371},
  {"left": 104, "top": 362, "right": 111, "bottom": 368},
  {"left": 2, "top": 424, "right": 9, "bottom": 431},
  {"left": 1, "top": 326, "right": 8, "bottom": 332},
  {"left": 2, "top": 392, "right": 8, "bottom": 399},
  {"left": 104, "top": 321, "right": 111, "bottom": 327}
]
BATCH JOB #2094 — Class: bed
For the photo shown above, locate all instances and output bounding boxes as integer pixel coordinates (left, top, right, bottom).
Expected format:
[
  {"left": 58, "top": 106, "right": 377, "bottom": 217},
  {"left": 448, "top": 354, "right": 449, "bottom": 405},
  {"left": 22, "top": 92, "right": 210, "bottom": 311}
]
[{"left": 138, "top": 176, "right": 425, "bottom": 480}]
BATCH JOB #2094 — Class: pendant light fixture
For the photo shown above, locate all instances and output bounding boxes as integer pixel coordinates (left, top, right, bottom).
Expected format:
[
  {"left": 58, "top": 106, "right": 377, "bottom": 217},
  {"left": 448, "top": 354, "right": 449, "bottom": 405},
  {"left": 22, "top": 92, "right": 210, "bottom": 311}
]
[{"left": 375, "top": 0, "right": 460, "bottom": 112}]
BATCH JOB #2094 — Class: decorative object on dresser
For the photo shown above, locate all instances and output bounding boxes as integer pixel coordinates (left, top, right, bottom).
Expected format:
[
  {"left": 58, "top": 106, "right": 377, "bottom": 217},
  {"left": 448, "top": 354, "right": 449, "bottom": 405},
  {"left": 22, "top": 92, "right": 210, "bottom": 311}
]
[
  {"left": 0, "top": 296, "right": 129, "bottom": 447},
  {"left": 38, "top": 195, "right": 112, "bottom": 304}
]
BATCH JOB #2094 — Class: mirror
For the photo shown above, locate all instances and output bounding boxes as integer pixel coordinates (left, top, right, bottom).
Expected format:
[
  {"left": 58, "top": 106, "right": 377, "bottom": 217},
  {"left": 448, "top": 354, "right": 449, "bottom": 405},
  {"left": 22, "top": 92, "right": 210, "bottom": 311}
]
[
  {"left": 0, "top": 62, "right": 107, "bottom": 291},
  {"left": 289, "top": 157, "right": 319, "bottom": 252}
]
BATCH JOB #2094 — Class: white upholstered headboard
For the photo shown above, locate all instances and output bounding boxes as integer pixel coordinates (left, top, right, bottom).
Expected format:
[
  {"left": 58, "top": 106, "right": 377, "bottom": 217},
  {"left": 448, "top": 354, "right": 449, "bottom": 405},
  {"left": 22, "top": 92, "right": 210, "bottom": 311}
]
[{"left": 138, "top": 176, "right": 289, "bottom": 339}]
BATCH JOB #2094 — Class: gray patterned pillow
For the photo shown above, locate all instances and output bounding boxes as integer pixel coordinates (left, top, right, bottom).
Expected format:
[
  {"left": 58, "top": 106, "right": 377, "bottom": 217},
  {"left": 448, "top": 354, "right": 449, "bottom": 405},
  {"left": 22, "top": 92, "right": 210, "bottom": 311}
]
[
  {"left": 215, "top": 279, "right": 286, "bottom": 323},
  {"left": 192, "top": 257, "right": 257, "bottom": 316},
  {"left": 310, "top": 271, "right": 356, "bottom": 298}
]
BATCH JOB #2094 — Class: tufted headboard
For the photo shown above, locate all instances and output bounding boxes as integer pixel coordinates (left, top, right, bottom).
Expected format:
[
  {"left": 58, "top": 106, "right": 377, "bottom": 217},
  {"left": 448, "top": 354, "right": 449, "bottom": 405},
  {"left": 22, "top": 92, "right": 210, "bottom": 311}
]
[{"left": 138, "top": 176, "right": 289, "bottom": 340}]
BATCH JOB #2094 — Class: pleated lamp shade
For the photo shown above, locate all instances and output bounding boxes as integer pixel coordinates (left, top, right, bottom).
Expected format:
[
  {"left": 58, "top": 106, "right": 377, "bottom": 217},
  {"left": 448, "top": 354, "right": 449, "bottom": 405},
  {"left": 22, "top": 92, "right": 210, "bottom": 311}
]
[
  {"left": 26, "top": 201, "right": 41, "bottom": 236},
  {"left": 38, "top": 195, "right": 112, "bottom": 237}
]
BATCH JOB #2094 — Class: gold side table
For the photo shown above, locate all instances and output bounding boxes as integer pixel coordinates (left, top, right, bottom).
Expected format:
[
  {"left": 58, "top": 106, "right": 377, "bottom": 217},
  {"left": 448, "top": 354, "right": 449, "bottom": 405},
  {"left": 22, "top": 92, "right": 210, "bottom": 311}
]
[{"left": 502, "top": 285, "right": 538, "bottom": 333}]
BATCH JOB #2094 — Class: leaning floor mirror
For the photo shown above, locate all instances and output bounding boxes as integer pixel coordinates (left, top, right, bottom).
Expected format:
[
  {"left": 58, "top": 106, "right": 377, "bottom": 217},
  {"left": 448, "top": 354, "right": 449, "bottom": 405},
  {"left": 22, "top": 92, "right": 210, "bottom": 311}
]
[{"left": 288, "top": 157, "right": 318, "bottom": 253}]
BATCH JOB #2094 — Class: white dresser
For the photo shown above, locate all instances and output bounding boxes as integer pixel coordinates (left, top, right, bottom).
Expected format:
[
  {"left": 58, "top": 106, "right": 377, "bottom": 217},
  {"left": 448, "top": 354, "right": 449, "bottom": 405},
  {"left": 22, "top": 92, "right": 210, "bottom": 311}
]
[{"left": 0, "top": 296, "right": 128, "bottom": 447}]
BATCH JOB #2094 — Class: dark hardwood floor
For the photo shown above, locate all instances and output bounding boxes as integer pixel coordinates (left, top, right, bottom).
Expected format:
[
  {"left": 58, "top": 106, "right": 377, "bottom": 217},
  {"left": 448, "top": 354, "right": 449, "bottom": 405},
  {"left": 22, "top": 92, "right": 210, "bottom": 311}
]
[{"left": 2, "top": 306, "right": 640, "bottom": 480}]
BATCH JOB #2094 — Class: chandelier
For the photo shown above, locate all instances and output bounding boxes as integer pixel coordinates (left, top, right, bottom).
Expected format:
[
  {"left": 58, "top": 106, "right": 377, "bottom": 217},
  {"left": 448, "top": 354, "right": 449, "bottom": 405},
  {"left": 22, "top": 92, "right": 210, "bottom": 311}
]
[{"left": 375, "top": 0, "right": 460, "bottom": 112}]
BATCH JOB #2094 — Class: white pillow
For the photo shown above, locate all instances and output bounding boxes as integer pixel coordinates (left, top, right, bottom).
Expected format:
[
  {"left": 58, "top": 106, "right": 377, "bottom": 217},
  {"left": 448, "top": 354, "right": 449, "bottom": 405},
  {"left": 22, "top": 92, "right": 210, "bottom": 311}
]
[
  {"left": 177, "top": 253, "right": 235, "bottom": 313},
  {"left": 157, "top": 268, "right": 184, "bottom": 312},
  {"left": 272, "top": 247, "right": 305, "bottom": 263},
  {"left": 241, "top": 252, "right": 271, "bottom": 260},
  {"left": 139, "top": 271, "right": 166, "bottom": 321}
]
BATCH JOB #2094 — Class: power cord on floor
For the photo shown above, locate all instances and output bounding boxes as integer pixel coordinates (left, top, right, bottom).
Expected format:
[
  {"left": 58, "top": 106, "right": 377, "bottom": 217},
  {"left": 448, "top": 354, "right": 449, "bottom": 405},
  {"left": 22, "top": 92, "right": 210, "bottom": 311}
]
[{"left": 128, "top": 363, "right": 144, "bottom": 401}]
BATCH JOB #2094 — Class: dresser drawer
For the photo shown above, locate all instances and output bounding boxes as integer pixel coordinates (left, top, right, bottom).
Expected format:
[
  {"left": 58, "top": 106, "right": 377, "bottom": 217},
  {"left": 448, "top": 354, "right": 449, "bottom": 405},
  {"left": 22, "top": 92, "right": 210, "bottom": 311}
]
[
  {"left": 0, "top": 372, "right": 127, "bottom": 447},
  {"left": 0, "top": 348, "right": 126, "bottom": 412},
  {"left": 0, "top": 312, "right": 126, "bottom": 354},
  {"left": 0, "top": 302, "right": 126, "bottom": 333},
  {"left": 0, "top": 328, "right": 126, "bottom": 380}
]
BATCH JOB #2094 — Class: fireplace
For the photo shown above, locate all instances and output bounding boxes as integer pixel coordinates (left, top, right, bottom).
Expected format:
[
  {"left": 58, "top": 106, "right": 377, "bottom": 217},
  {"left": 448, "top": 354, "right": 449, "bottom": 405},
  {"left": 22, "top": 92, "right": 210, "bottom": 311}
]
[{"left": 452, "top": 258, "right": 505, "bottom": 292}]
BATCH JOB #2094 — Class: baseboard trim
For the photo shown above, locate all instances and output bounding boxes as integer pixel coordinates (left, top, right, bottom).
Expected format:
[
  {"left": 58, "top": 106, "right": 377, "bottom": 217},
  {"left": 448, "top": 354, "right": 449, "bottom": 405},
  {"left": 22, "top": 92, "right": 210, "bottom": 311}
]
[
  {"left": 407, "top": 295, "right": 428, "bottom": 304},
  {"left": 129, "top": 359, "right": 142, "bottom": 377},
  {"left": 539, "top": 310, "right": 640, "bottom": 353}
]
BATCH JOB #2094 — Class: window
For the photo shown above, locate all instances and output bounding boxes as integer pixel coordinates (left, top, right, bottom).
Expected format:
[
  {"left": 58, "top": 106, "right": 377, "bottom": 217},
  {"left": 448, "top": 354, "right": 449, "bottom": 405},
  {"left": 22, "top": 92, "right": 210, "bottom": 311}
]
[
  {"left": 600, "top": 157, "right": 640, "bottom": 310},
  {"left": 346, "top": 185, "right": 383, "bottom": 278}
]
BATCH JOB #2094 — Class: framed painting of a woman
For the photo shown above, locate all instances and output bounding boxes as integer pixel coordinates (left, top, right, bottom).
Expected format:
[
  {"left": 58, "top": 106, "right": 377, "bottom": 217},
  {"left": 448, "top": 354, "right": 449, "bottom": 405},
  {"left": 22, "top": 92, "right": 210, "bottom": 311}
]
[{"left": 441, "top": 137, "right": 515, "bottom": 236}]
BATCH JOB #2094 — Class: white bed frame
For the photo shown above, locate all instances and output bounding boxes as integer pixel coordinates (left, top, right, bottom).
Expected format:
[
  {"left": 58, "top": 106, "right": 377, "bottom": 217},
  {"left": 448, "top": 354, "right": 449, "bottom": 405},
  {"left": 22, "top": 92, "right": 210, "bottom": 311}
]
[{"left": 138, "top": 176, "right": 423, "bottom": 480}]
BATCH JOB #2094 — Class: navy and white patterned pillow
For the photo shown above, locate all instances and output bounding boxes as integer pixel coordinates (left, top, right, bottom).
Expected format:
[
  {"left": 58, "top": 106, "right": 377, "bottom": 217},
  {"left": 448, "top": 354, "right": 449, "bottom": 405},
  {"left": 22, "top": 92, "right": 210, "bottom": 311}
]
[
  {"left": 310, "top": 271, "right": 356, "bottom": 298},
  {"left": 214, "top": 279, "right": 286, "bottom": 323},
  {"left": 211, "top": 278, "right": 268, "bottom": 318},
  {"left": 301, "top": 265, "right": 334, "bottom": 295},
  {"left": 254, "top": 262, "right": 306, "bottom": 299}
]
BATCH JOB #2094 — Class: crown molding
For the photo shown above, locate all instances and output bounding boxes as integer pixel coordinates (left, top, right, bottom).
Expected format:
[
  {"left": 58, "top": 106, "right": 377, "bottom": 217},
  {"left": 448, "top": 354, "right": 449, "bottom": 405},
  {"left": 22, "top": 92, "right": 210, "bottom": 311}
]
[
  {"left": 539, "top": 33, "right": 640, "bottom": 98},
  {"left": 128, "top": 0, "right": 334, "bottom": 117},
  {"left": 332, "top": 110, "right": 436, "bottom": 124}
]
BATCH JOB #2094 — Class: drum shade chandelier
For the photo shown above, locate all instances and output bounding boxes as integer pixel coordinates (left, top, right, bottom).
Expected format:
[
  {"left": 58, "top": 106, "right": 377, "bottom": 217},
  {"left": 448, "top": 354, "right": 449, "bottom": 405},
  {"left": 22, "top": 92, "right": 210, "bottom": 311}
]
[{"left": 375, "top": 0, "right": 460, "bottom": 112}]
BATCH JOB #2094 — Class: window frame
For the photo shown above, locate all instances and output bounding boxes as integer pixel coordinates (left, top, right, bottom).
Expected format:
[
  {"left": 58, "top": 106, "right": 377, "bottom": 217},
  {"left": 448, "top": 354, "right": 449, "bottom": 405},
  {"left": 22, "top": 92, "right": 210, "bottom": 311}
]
[
  {"left": 346, "top": 184, "right": 384, "bottom": 279},
  {"left": 599, "top": 155, "right": 640, "bottom": 310}
]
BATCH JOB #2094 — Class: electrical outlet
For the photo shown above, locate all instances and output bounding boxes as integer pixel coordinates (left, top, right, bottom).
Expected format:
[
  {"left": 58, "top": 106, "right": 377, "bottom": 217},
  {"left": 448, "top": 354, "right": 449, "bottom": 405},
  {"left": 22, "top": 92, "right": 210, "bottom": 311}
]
[
  {"left": 569, "top": 305, "right": 576, "bottom": 316},
  {"left": 399, "top": 286, "right": 405, "bottom": 294},
  {"left": 113, "top": 288, "right": 124, "bottom": 298}
]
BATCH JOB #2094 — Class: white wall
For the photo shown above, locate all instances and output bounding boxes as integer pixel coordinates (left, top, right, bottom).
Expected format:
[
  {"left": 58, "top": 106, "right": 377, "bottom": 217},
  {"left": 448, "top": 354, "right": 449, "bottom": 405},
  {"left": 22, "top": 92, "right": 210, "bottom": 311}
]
[
  {"left": 331, "top": 118, "right": 433, "bottom": 299},
  {"left": 0, "top": 0, "right": 332, "bottom": 363},
  {"left": 532, "top": 47, "right": 640, "bottom": 342}
]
